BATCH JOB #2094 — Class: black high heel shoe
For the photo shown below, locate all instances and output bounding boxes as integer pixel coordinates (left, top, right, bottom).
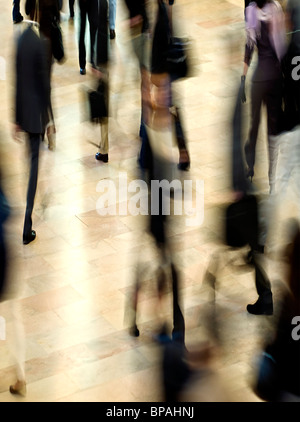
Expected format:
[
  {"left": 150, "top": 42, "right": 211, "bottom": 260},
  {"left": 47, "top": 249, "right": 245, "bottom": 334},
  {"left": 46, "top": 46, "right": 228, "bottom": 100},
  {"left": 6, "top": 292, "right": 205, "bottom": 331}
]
[{"left": 178, "top": 149, "right": 190, "bottom": 171}]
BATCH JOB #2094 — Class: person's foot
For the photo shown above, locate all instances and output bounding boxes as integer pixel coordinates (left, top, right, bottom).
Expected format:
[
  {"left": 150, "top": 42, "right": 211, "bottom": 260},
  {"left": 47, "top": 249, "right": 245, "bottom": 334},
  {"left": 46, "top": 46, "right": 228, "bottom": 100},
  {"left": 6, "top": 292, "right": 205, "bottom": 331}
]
[
  {"left": 95, "top": 152, "right": 108, "bottom": 163},
  {"left": 129, "top": 325, "right": 140, "bottom": 337},
  {"left": 110, "top": 29, "right": 116, "bottom": 40},
  {"left": 80, "top": 68, "right": 86, "bottom": 75},
  {"left": 9, "top": 380, "right": 26, "bottom": 396},
  {"left": 178, "top": 149, "right": 190, "bottom": 171},
  {"left": 247, "top": 294, "right": 273, "bottom": 315},
  {"left": 23, "top": 230, "right": 36, "bottom": 245}
]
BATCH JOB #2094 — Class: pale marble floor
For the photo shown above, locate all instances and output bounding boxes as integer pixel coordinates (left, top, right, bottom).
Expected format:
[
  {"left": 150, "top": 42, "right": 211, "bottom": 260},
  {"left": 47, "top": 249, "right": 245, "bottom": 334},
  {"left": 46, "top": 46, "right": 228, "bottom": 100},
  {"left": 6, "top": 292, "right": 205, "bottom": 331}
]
[{"left": 0, "top": 0, "right": 296, "bottom": 403}]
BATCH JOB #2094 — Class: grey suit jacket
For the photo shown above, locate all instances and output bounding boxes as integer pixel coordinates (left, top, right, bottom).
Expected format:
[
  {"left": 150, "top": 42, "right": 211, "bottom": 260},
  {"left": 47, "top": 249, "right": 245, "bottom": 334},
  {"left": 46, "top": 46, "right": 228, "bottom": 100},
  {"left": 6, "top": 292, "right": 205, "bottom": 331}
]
[{"left": 15, "top": 24, "right": 51, "bottom": 134}]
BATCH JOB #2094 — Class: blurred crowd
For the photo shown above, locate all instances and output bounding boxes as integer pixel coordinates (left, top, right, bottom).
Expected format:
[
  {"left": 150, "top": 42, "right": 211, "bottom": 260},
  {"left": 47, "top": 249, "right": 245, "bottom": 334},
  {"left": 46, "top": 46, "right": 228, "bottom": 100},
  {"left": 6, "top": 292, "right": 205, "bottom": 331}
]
[{"left": 0, "top": 0, "right": 299, "bottom": 402}]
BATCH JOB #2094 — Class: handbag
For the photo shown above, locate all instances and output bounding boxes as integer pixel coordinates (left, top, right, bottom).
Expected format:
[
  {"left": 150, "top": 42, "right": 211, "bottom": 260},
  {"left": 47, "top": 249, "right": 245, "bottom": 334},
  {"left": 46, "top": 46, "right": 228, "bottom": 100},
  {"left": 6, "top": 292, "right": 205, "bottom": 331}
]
[
  {"left": 51, "top": 17, "right": 65, "bottom": 63},
  {"left": 167, "top": 36, "right": 190, "bottom": 82},
  {"left": 88, "top": 78, "right": 108, "bottom": 122},
  {"left": 225, "top": 194, "right": 258, "bottom": 248}
]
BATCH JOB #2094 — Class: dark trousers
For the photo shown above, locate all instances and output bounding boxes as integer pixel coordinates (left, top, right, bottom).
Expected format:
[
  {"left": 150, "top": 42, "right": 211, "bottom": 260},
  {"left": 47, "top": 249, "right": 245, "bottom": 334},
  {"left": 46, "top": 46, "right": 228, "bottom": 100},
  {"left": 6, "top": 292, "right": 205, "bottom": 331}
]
[
  {"left": 23, "top": 133, "right": 40, "bottom": 239},
  {"left": 78, "top": 0, "right": 98, "bottom": 69},
  {"left": 12, "top": 0, "right": 22, "bottom": 21},
  {"left": 97, "top": 0, "right": 108, "bottom": 66},
  {"left": 69, "top": 0, "right": 75, "bottom": 17},
  {"left": 245, "top": 78, "right": 282, "bottom": 171}
]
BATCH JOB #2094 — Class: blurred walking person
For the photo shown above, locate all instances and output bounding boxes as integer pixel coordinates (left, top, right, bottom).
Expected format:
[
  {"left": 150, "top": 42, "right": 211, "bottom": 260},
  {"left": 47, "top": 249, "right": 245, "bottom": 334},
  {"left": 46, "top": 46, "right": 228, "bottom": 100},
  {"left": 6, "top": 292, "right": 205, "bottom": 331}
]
[
  {"left": 241, "top": 0, "right": 286, "bottom": 194},
  {"left": 13, "top": 1, "right": 51, "bottom": 244},
  {"left": 78, "top": 0, "right": 98, "bottom": 74}
]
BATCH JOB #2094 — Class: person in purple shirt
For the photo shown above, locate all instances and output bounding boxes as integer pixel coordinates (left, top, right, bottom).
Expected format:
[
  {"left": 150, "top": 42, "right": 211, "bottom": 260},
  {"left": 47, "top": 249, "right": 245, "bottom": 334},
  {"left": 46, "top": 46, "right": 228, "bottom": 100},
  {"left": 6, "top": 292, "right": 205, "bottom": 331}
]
[{"left": 241, "top": 0, "right": 286, "bottom": 195}]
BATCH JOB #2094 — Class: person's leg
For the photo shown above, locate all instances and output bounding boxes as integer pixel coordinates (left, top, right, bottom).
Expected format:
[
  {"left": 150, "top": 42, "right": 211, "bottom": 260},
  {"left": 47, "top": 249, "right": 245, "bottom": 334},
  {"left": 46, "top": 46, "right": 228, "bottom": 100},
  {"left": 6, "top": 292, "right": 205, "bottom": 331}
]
[
  {"left": 245, "top": 81, "right": 264, "bottom": 179},
  {"left": 247, "top": 250, "right": 273, "bottom": 315},
  {"left": 87, "top": 0, "right": 99, "bottom": 67},
  {"left": 98, "top": 118, "right": 109, "bottom": 157},
  {"left": 78, "top": 0, "right": 87, "bottom": 72},
  {"left": 9, "top": 299, "right": 26, "bottom": 396},
  {"left": 109, "top": 0, "right": 116, "bottom": 39},
  {"left": 170, "top": 263, "right": 185, "bottom": 343},
  {"left": 96, "top": 0, "right": 108, "bottom": 66},
  {"left": 23, "top": 133, "right": 40, "bottom": 242},
  {"left": 12, "top": 0, "right": 23, "bottom": 23}
]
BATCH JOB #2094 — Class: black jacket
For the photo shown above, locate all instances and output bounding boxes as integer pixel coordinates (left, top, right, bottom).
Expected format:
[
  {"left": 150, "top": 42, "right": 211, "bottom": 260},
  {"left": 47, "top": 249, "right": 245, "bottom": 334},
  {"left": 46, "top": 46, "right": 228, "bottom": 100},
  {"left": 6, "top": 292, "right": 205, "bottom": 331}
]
[{"left": 15, "top": 25, "right": 51, "bottom": 133}]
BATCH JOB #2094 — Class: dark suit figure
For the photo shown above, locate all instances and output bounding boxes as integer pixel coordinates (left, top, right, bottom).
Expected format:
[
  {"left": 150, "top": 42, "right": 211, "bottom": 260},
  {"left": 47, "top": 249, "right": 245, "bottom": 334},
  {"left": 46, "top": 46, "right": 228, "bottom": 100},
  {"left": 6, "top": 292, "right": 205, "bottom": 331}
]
[
  {"left": 78, "top": 0, "right": 98, "bottom": 73},
  {"left": 15, "top": 23, "right": 51, "bottom": 244}
]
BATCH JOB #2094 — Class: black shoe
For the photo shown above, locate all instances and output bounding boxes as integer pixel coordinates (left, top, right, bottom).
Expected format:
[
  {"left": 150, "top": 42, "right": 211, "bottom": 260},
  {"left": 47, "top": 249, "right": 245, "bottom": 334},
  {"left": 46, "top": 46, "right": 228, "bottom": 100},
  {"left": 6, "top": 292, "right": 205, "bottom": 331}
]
[
  {"left": 95, "top": 152, "right": 108, "bottom": 163},
  {"left": 129, "top": 325, "right": 140, "bottom": 337},
  {"left": 247, "top": 294, "right": 273, "bottom": 315},
  {"left": 23, "top": 230, "right": 36, "bottom": 245},
  {"left": 110, "top": 29, "right": 116, "bottom": 40},
  {"left": 178, "top": 161, "right": 190, "bottom": 171},
  {"left": 80, "top": 68, "right": 86, "bottom": 75},
  {"left": 13, "top": 15, "right": 23, "bottom": 24}
]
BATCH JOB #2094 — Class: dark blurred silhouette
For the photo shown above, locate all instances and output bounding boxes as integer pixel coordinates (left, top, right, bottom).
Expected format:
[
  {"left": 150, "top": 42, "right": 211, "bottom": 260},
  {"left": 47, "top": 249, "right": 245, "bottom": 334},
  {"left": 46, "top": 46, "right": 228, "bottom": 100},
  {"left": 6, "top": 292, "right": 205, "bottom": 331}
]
[
  {"left": 127, "top": 6, "right": 186, "bottom": 343},
  {"left": 241, "top": 0, "right": 286, "bottom": 193},
  {"left": 78, "top": 0, "right": 98, "bottom": 74},
  {"left": 14, "top": 3, "right": 52, "bottom": 244},
  {"left": 94, "top": 0, "right": 110, "bottom": 163},
  {"left": 0, "top": 141, "right": 27, "bottom": 396},
  {"left": 25, "top": 0, "right": 62, "bottom": 150},
  {"left": 151, "top": 0, "right": 190, "bottom": 171},
  {"left": 281, "top": 0, "right": 300, "bottom": 131},
  {"left": 122, "top": 0, "right": 152, "bottom": 135},
  {"left": 253, "top": 219, "right": 300, "bottom": 401},
  {"left": 224, "top": 82, "right": 274, "bottom": 315}
]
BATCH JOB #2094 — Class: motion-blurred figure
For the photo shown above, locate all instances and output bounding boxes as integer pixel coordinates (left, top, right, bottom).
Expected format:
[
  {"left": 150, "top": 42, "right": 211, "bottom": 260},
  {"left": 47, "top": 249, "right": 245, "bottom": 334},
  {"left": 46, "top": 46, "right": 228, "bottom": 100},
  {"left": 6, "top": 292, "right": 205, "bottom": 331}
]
[
  {"left": 25, "top": 0, "right": 62, "bottom": 150},
  {"left": 94, "top": 0, "right": 110, "bottom": 163},
  {"left": 14, "top": 1, "right": 51, "bottom": 244},
  {"left": 151, "top": 0, "right": 190, "bottom": 171},
  {"left": 259, "top": 0, "right": 300, "bottom": 256},
  {"left": 122, "top": 0, "right": 152, "bottom": 135},
  {"left": 78, "top": 0, "right": 98, "bottom": 74},
  {"left": 241, "top": 0, "right": 286, "bottom": 193},
  {"left": 223, "top": 77, "right": 274, "bottom": 315},
  {"left": 127, "top": 3, "right": 185, "bottom": 343},
  {"left": 0, "top": 141, "right": 26, "bottom": 396},
  {"left": 253, "top": 219, "right": 300, "bottom": 401},
  {"left": 282, "top": 0, "right": 300, "bottom": 131},
  {"left": 128, "top": 76, "right": 186, "bottom": 343}
]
